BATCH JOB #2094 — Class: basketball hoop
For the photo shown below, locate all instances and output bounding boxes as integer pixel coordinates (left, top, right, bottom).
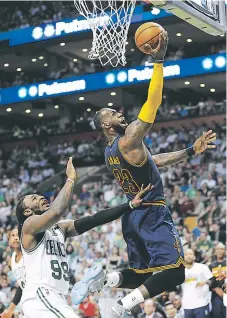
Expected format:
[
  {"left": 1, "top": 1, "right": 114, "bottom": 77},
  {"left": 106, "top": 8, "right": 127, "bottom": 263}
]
[{"left": 74, "top": 0, "right": 137, "bottom": 67}]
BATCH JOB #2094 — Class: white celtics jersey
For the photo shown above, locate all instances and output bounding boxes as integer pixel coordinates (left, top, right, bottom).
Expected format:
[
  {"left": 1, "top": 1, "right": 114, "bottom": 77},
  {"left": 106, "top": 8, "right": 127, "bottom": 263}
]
[
  {"left": 11, "top": 251, "right": 26, "bottom": 290},
  {"left": 21, "top": 225, "right": 69, "bottom": 301}
]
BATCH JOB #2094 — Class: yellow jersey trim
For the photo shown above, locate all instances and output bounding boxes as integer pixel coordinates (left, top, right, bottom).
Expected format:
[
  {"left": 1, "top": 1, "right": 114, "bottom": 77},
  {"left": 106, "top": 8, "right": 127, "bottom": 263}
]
[
  {"left": 142, "top": 200, "right": 166, "bottom": 206},
  {"left": 129, "top": 256, "right": 186, "bottom": 274},
  {"left": 118, "top": 138, "right": 148, "bottom": 167}
]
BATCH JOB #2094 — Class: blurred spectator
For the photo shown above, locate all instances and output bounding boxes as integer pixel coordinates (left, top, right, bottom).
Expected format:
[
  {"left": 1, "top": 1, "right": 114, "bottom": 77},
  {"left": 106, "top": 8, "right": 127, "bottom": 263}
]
[
  {"left": 172, "top": 296, "right": 184, "bottom": 318},
  {"left": 79, "top": 296, "right": 99, "bottom": 318},
  {"left": 165, "top": 302, "right": 178, "bottom": 318},
  {"left": 182, "top": 249, "right": 212, "bottom": 318},
  {"left": 209, "top": 243, "right": 226, "bottom": 318},
  {"left": 138, "top": 299, "right": 164, "bottom": 318}
]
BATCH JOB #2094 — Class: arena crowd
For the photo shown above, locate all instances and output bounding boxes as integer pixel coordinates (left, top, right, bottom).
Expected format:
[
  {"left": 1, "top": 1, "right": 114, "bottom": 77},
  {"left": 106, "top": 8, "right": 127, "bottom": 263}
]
[{"left": 0, "top": 117, "right": 226, "bottom": 317}]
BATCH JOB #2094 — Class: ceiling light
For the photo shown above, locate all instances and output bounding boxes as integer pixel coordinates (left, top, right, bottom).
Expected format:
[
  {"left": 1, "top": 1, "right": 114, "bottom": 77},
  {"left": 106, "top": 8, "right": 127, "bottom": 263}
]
[
  {"left": 200, "top": 84, "right": 206, "bottom": 87},
  {"left": 176, "top": 33, "right": 182, "bottom": 36},
  {"left": 6, "top": 108, "right": 12, "bottom": 112},
  {"left": 210, "top": 88, "right": 215, "bottom": 92},
  {"left": 39, "top": 56, "right": 44, "bottom": 60},
  {"left": 111, "top": 92, "right": 116, "bottom": 96},
  {"left": 32, "top": 58, "right": 37, "bottom": 62},
  {"left": 220, "top": 34, "right": 225, "bottom": 37},
  {"left": 126, "top": 41, "right": 129, "bottom": 45},
  {"left": 108, "top": 102, "right": 113, "bottom": 106},
  {"left": 54, "top": 105, "right": 59, "bottom": 109},
  {"left": 44, "top": 63, "right": 48, "bottom": 67},
  {"left": 131, "top": 48, "right": 135, "bottom": 52},
  {"left": 187, "top": 39, "right": 192, "bottom": 42},
  {"left": 87, "top": 108, "right": 91, "bottom": 112},
  {"left": 73, "top": 58, "right": 78, "bottom": 62},
  {"left": 4, "top": 63, "right": 9, "bottom": 67},
  {"left": 25, "top": 109, "right": 31, "bottom": 113},
  {"left": 184, "top": 81, "right": 190, "bottom": 85},
  {"left": 38, "top": 113, "right": 44, "bottom": 117},
  {"left": 82, "top": 48, "right": 88, "bottom": 52},
  {"left": 60, "top": 42, "right": 65, "bottom": 46},
  {"left": 17, "top": 68, "right": 22, "bottom": 72},
  {"left": 79, "top": 97, "right": 84, "bottom": 101}
]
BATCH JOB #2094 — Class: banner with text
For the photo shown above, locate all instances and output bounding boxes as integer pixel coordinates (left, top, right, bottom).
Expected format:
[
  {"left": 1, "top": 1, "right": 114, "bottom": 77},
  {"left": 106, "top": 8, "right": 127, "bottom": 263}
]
[{"left": 0, "top": 54, "right": 225, "bottom": 105}]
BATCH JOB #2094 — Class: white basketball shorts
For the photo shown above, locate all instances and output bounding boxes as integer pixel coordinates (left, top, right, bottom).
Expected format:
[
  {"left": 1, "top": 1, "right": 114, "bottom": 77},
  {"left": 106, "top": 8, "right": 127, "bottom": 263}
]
[{"left": 22, "top": 287, "right": 79, "bottom": 318}]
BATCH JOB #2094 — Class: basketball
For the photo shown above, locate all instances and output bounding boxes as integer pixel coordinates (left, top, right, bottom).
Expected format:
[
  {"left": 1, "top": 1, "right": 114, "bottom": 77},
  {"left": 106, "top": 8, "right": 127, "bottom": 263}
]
[{"left": 135, "top": 22, "right": 164, "bottom": 54}]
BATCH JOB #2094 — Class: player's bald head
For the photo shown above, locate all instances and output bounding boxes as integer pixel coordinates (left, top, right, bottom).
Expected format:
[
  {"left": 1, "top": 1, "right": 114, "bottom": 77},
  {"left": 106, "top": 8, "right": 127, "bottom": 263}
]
[
  {"left": 94, "top": 108, "right": 114, "bottom": 130},
  {"left": 93, "top": 108, "right": 128, "bottom": 135}
]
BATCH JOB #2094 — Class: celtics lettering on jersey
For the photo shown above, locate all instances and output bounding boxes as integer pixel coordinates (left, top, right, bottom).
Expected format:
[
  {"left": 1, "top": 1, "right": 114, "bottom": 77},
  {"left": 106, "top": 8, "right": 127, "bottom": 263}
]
[{"left": 22, "top": 225, "right": 69, "bottom": 297}]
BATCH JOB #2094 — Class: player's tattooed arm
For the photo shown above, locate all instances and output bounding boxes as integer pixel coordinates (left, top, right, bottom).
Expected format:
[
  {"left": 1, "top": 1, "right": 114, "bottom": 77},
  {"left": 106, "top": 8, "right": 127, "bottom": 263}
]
[
  {"left": 23, "top": 158, "right": 76, "bottom": 236},
  {"left": 121, "top": 118, "right": 152, "bottom": 148},
  {"left": 152, "top": 149, "right": 189, "bottom": 168},
  {"left": 153, "top": 130, "right": 216, "bottom": 168}
]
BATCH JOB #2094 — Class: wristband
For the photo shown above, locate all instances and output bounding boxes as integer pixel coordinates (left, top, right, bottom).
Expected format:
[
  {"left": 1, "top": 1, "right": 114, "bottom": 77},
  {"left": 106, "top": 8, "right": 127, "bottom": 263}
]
[
  {"left": 129, "top": 201, "right": 134, "bottom": 209},
  {"left": 67, "top": 178, "right": 75, "bottom": 185},
  {"left": 186, "top": 146, "right": 196, "bottom": 157}
]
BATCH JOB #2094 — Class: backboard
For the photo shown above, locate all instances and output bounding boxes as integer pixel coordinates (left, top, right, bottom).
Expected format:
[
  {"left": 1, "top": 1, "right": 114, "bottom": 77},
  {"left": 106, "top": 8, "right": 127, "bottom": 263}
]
[{"left": 147, "top": 0, "right": 226, "bottom": 36}]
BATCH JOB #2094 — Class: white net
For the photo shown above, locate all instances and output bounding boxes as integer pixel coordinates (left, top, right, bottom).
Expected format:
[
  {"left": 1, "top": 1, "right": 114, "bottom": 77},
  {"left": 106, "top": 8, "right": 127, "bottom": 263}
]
[{"left": 74, "top": 0, "right": 137, "bottom": 67}]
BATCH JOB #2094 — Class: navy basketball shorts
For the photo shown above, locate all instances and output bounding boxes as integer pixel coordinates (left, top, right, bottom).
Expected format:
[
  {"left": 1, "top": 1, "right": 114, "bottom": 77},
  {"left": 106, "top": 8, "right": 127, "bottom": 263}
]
[{"left": 121, "top": 204, "right": 185, "bottom": 273}]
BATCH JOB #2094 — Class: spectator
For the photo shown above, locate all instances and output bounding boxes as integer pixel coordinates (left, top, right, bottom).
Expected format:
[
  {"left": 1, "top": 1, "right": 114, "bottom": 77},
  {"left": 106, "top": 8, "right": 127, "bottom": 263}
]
[
  {"left": 172, "top": 295, "right": 184, "bottom": 318},
  {"left": 209, "top": 243, "right": 226, "bottom": 318},
  {"left": 182, "top": 249, "right": 213, "bottom": 318},
  {"left": 165, "top": 302, "right": 178, "bottom": 318},
  {"left": 197, "top": 232, "right": 213, "bottom": 255},
  {"left": 138, "top": 299, "right": 164, "bottom": 318},
  {"left": 79, "top": 296, "right": 99, "bottom": 318}
]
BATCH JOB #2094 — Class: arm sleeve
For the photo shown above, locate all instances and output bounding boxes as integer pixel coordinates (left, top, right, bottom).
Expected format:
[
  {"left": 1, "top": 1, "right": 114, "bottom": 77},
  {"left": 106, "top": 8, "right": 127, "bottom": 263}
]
[
  {"left": 138, "top": 63, "right": 163, "bottom": 124},
  {"left": 12, "top": 286, "right": 22, "bottom": 306},
  {"left": 75, "top": 203, "right": 129, "bottom": 235}
]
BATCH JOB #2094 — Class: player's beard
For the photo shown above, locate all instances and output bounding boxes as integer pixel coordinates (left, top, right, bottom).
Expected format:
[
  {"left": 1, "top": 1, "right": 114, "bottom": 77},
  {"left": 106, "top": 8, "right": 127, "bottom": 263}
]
[
  {"left": 34, "top": 207, "right": 49, "bottom": 215},
  {"left": 114, "top": 124, "right": 126, "bottom": 135}
]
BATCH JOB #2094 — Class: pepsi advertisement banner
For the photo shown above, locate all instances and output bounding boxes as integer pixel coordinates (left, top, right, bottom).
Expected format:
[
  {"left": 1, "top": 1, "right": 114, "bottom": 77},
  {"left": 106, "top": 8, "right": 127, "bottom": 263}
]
[
  {"left": 0, "top": 54, "right": 225, "bottom": 105},
  {"left": 0, "top": 6, "right": 170, "bottom": 47}
]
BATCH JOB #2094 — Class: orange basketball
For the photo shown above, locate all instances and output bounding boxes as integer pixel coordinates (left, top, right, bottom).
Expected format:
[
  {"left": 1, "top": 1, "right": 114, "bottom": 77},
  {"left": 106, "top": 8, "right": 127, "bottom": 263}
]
[{"left": 135, "top": 22, "right": 164, "bottom": 54}]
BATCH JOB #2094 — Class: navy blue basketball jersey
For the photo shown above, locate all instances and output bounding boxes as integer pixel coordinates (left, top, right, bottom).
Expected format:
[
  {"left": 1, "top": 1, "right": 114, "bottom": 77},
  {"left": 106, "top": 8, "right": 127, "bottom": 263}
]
[{"left": 105, "top": 136, "right": 164, "bottom": 202}]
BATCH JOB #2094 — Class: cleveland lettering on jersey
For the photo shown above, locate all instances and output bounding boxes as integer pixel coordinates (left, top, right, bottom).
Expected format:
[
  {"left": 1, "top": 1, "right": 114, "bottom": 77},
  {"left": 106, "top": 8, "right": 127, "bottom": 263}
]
[
  {"left": 46, "top": 239, "right": 66, "bottom": 257},
  {"left": 107, "top": 156, "right": 120, "bottom": 165}
]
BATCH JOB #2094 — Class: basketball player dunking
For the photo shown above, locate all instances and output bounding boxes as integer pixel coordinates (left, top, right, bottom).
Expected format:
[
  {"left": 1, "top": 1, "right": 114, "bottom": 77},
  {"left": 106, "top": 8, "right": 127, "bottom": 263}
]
[
  {"left": 15, "top": 157, "right": 151, "bottom": 318},
  {"left": 72, "top": 31, "right": 217, "bottom": 317},
  {"left": 0, "top": 229, "right": 26, "bottom": 318}
]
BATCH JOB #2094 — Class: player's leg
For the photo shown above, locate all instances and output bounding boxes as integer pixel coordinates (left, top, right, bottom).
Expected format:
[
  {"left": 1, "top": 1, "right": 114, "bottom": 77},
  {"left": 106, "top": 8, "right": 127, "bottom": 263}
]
[
  {"left": 112, "top": 265, "right": 185, "bottom": 317},
  {"left": 23, "top": 288, "right": 79, "bottom": 318},
  {"left": 71, "top": 265, "right": 153, "bottom": 305}
]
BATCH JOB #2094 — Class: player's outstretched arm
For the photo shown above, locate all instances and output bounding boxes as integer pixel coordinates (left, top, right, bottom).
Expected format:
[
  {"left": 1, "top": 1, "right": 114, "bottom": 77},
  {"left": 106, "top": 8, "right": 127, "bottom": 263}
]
[
  {"left": 0, "top": 286, "right": 22, "bottom": 318},
  {"left": 58, "top": 184, "right": 152, "bottom": 238},
  {"left": 120, "top": 32, "right": 168, "bottom": 149},
  {"left": 23, "top": 157, "right": 76, "bottom": 235},
  {"left": 153, "top": 130, "right": 216, "bottom": 168}
]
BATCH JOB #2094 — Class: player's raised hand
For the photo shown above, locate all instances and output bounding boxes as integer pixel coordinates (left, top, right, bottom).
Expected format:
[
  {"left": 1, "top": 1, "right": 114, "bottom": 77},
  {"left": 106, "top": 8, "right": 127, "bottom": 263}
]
[
  {"left": 193, "top": 130, "right": 217, "bottom": 154},
  {"left": 66, "top": 157, "right": 77, "bottom": 181},
  {"left": 130, "top": 184, "right": 153, "bottom": 208},
  {"left": 144, "top": 30, "right": 168, "bottom": 63}
]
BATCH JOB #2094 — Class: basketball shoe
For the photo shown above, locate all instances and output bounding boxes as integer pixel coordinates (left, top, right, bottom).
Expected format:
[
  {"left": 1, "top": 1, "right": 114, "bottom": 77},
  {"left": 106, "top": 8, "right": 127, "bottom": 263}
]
[{"left": 71, "top": 262, "right": 106, "bottom": 305}]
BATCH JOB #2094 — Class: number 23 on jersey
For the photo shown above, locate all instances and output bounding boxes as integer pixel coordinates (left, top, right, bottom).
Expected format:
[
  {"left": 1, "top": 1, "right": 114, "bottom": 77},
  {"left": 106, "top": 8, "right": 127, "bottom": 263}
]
[{"left": 113, "top": 168, "right": 140, "bottom": 194}]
